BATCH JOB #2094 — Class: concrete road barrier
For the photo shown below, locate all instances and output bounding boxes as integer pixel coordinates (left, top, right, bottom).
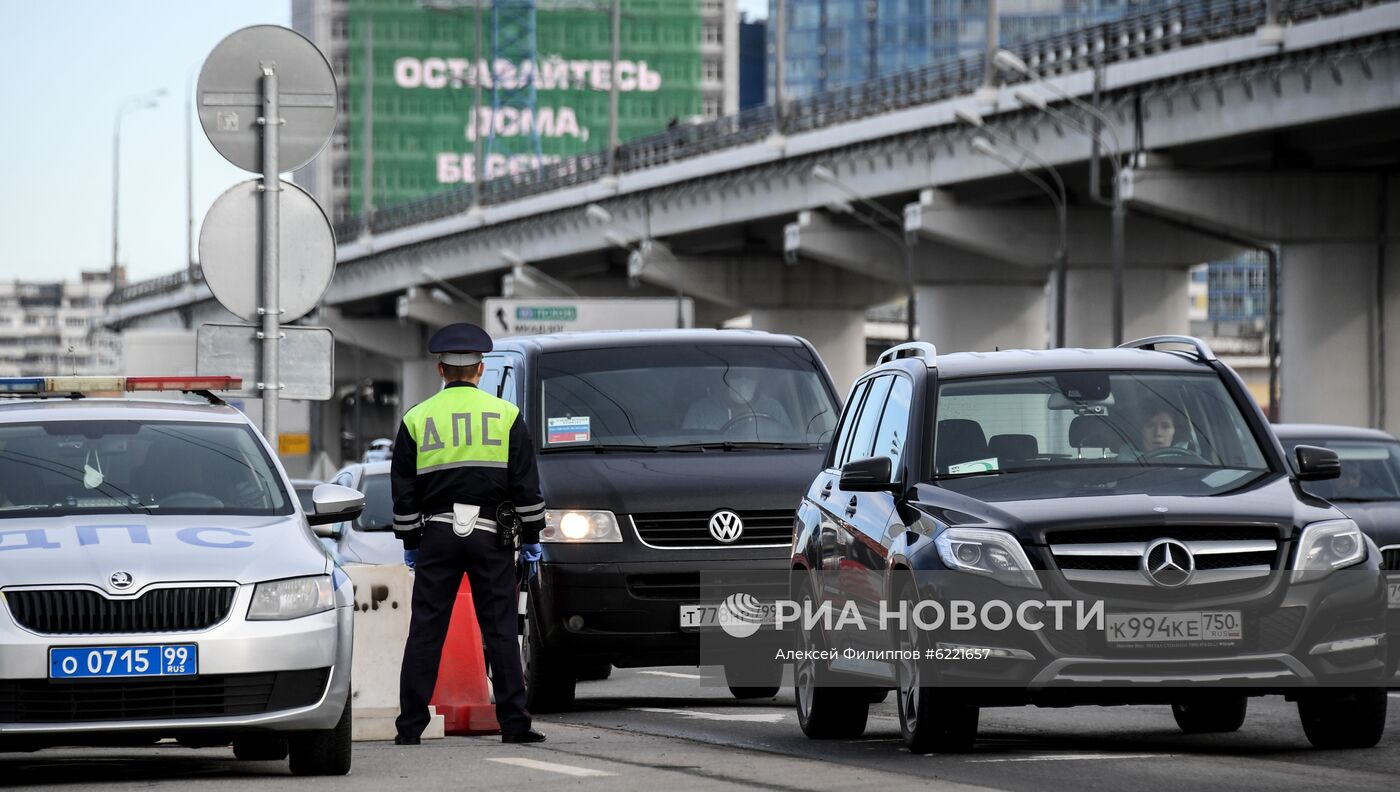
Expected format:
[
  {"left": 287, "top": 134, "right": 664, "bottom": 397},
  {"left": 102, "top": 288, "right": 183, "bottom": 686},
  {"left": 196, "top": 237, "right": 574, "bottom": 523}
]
[{"left": 346, "top": 563, "right": 444, "bottom": 741}]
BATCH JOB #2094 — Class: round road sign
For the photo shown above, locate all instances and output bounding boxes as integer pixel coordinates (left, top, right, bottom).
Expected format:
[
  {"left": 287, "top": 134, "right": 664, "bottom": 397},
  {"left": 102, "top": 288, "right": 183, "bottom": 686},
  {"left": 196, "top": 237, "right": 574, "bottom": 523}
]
[
  {"left": 197, "top": 24, "right": 338, "bottom": 174},
  {"left": 199, "top": 179, "right": 336, "bottom": 323}
]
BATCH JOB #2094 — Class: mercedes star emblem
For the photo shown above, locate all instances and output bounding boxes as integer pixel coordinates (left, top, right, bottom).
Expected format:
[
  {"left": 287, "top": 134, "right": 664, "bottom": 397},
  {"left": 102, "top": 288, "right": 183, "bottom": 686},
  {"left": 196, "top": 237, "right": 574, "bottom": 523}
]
[{"left": 1142, "top": 538, "right": 1194, "bottom": 588}]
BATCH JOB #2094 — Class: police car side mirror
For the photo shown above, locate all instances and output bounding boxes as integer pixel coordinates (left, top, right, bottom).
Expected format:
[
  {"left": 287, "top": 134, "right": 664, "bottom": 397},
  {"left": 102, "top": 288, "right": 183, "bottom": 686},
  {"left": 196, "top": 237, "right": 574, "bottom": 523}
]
[
  {"left": 1294, "top": 445, "right": 1341, "bottom": 482},
  {"left": 308, "top": 483, "right": 365, "bottom": 533},
  {"left": 841, "top": 456, "right": 897, "bottom": 493}
]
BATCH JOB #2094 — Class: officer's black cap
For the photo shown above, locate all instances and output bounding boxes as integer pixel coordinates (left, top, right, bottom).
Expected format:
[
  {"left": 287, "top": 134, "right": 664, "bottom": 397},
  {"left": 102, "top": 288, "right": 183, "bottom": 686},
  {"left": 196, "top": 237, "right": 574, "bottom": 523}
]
[{"left": 428, "top": 322, "right": 493, "bottom": 366}]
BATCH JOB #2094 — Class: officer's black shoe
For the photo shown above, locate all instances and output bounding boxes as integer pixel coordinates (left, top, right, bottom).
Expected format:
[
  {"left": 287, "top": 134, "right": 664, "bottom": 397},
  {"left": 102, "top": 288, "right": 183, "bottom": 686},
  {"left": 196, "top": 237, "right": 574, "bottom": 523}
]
[
  {"left": 501, "top": 729, "right": 546, "bottom": 744},
  {"left": 394, "top": 734, "right": 421, "bottom": 746}
]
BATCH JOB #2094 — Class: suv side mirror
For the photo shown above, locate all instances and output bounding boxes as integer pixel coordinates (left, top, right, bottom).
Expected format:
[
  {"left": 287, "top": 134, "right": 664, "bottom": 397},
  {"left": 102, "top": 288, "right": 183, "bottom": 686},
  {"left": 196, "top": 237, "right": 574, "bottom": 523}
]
[
  {"left": 841, "top": 456, "right": 897, "bottom": 492},
  {"left": 1294, "top": 445, "right": 1341, "bottom": 481},
  {"left": 308, "top": 483, "right": 365, "bottom": 535}
]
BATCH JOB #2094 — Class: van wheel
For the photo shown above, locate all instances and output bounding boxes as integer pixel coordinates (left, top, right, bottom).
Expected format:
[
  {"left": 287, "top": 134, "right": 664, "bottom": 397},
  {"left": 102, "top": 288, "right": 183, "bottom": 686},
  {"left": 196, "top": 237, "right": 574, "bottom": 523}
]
[
  {"left": 232, "top": 735, "right": 289, "bottom": 761},
  {"left": 1298, "top": 688, "right": 1387, "bottom": 749},
  {"left": 576, "top": 661, "right": 612, "bottom": 682},
  {"left": 1172, "top": 697, "right": 1247, "bottom": 734},
  {"left": 288, "top": 695, "right": 351, "bottom": 776},
  {"left": 793, "top": 584, "right": 867, "bottom": 739},
  {"left": 524, "top": 598, "right": 576, "bottom": 713},
  {"left": 727, "top": 662, "right": 781, "bottom": 700},
  {"left": 896, "top": 623, "right": 977, "bottom": 753}
]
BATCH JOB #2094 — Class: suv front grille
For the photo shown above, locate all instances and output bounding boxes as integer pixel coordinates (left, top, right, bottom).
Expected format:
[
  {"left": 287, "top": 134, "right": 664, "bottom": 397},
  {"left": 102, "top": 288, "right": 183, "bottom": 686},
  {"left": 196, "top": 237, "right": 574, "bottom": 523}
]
[
  {"left": 1049, "top": 527, "right": 1281, "bottom": 589},
  {"left": 5, "top": 587, "right": 237, "bottom": 635},
  {"left": 631, "top": 510, "right": 794, "bottom": 548},
  {"left": 1381, "top": 546, "right": 1400, "bottom": 572},
  {"left": 0, "top": 669, "right": 329, "bottom": 723}
]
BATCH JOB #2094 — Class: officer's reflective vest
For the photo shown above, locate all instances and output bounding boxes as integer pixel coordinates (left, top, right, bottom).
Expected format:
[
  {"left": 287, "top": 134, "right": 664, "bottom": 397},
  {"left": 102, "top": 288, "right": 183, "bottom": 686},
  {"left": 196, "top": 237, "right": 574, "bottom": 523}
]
[{"left": 403, "top": 386, "right": 518, "bottom": 473}]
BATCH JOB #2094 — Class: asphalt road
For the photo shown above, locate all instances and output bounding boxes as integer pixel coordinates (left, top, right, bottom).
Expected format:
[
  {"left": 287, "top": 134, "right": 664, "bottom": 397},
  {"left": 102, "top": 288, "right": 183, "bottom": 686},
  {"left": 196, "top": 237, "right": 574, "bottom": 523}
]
[{"left": 6, "top": 670, "right": 1400, "bottom": 791}]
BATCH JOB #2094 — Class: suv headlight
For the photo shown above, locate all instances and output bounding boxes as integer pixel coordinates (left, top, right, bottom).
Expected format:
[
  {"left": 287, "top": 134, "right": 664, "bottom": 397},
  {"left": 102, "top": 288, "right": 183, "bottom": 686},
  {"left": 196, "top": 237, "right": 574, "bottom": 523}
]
[
  {"left": 541, "top": 510, "right": 623, "bottom": 543},
  {"left": 248, "top": 575, "right": 335, "bottom": 620},
  {"left": 1292, "top": 519, "right": 1367, "bottom": 582},
  {"left": 934, "top": 528, "right": 1041, "bottom": 589}
]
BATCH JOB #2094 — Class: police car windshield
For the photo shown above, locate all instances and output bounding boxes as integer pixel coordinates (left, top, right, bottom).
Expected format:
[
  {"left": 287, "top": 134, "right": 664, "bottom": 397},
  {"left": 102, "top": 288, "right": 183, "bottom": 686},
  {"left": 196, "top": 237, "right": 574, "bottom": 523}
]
[
  {"left": 0, "top": 420, "right": 292, "bottom": 518},
  {"left": 538, "top": 344, "right": 838, "bottom": 450}
]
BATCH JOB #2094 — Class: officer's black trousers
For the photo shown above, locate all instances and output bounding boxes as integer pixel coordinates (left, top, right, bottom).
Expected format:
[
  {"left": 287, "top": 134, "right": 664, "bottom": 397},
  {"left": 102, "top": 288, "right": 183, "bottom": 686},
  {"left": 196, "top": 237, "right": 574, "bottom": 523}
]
[{"left": 396, "top": 525, "right": 531, "bottom": 738}]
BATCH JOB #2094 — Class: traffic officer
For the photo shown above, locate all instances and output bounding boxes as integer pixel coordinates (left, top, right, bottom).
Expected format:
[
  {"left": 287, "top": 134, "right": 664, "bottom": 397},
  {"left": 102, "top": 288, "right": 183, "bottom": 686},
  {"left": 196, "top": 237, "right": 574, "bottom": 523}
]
[{"left": 390, "top": 322, "right": 547, "bottom": 745}]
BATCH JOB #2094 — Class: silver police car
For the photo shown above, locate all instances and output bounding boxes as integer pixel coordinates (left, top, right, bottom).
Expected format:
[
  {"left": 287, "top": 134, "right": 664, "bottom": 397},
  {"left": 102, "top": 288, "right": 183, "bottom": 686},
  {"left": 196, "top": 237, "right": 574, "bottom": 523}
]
[{"left": 0, "top": 376, "right": 363, "bottom": 775}]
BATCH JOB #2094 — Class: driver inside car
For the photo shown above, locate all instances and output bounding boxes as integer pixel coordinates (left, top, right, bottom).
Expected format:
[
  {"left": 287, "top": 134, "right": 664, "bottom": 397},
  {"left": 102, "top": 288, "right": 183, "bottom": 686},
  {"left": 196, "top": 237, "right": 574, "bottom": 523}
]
[{"left": 681, "top": 369, "right": 794, "bottom": 433}]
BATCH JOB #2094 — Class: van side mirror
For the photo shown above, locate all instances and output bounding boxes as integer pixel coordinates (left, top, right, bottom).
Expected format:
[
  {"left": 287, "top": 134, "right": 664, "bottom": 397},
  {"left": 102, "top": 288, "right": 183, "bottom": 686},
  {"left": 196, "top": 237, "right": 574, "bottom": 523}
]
[
  {"left": 1294, "top": 445, "right": 1341, "bottom": 481},
  {"left": 840, "top": 456, "right": 896, "bottom": 492},
  {"left": 308, "top": 483, "right": 365, "bottom": 534}
]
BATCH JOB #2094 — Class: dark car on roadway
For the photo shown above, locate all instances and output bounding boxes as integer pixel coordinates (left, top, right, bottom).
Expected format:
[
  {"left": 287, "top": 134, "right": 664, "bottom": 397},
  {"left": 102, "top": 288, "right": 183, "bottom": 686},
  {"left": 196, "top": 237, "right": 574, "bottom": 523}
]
[
  {"left": 478, "top": 330, "right": 841, "bottom": 710},
  {"left": 791, "top": 336, "right": 1392, "bottom": 753}
]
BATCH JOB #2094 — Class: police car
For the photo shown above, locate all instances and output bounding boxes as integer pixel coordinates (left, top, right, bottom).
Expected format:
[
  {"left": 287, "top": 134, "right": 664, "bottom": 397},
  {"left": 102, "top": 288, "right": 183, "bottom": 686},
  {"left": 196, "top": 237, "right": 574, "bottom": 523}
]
[{"left": 0, "top": 376, "right": 364, "bottom": 775}]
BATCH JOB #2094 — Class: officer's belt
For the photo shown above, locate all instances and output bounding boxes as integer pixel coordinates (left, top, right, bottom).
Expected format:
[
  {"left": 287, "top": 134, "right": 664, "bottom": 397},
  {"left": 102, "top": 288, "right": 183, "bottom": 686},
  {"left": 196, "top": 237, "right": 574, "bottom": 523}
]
[{"left": 426, "top": 513, "right": 498, "bottom": 533}]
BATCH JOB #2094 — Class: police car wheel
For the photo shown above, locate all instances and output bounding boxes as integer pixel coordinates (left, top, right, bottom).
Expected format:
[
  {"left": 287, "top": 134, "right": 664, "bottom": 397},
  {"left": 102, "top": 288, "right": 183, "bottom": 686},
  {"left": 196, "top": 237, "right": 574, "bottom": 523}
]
[
  {"left": 288, "top": 694, "right": 352, "bottom": 776},
  {"left": 523, "top": 598, "right": 576, "bottom": 713}
]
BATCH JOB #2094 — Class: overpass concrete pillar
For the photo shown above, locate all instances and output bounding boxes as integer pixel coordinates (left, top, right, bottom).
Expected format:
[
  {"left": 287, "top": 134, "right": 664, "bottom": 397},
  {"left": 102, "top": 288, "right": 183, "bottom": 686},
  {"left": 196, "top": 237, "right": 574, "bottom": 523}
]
[
  {"left": 1064, "top": 268, "right": 1191, "bottom": 349},
  {"left": 915, "top": 283, "right": 1047, "bottom": 354},
  {"left": 749, "top": 308, "right": 867, "bottom": 395},
  {"left": 401, "top": 359, "right": 441, "bottom": 414},
  {"left": 1279, "top": 244, "right": 1376, "bottom": 427}
]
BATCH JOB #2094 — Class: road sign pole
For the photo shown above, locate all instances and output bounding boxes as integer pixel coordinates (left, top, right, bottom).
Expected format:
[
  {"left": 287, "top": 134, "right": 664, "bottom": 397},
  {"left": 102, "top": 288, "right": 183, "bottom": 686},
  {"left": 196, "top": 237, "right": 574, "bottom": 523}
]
[{"left": 260, "top": 64, "right": 282, "bottom": 447}]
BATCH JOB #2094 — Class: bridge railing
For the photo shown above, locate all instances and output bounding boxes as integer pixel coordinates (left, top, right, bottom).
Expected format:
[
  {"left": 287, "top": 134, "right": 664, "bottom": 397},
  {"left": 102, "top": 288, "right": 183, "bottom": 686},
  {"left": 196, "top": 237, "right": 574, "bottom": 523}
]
[{"left": 112, "top": 0, "right": 1387, "bottom": 305}]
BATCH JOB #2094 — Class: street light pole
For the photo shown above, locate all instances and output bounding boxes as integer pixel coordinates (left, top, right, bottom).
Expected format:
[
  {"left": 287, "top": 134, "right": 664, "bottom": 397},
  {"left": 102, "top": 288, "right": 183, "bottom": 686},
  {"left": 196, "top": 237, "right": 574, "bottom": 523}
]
[
  {"left": 810, "top": 166, "right": 916, "bottom": 342},
  {"left": 997, "top": 50, "right": 1127, "bottom": 344},
  {"left": 112, "top": 89, "right": 164, "bottom": 286}
]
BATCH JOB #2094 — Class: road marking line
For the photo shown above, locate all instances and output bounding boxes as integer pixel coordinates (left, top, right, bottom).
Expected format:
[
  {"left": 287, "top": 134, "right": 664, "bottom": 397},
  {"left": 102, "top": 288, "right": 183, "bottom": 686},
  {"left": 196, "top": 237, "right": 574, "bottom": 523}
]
[
  {"left": 486, "top": 757, "right": 616, "bottom": 777},
  {"left": 966, "top": 753, "right": 1172, "bottom": 764},
  {"left": 636, "top": 707, "right": 786, "bottom": 723},
  {"left": 1389, "top": 692, "right": 1400, "bottom": 698},
  {"left": 636, "top": 671, "right": 703, "bottom": 679}
]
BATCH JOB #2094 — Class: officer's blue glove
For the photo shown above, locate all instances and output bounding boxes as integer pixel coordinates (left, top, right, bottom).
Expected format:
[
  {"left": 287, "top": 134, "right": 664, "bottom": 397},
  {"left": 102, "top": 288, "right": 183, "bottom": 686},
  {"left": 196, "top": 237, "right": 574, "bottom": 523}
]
[
  {"left": 403, "top": 548, "right": 419, "bottom": 570},
  {"left": 520, "top": 543, "right": 542, "bottom": 581}
]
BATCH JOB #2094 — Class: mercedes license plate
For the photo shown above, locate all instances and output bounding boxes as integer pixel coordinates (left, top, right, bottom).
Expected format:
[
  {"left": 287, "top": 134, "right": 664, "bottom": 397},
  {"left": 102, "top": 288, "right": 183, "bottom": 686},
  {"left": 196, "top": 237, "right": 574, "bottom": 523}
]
[
  {"left": 49, "top": 644, "right": 197, "bottom": 679},
  {"left": 1106, "top": 611, "right": 1242, "bottom": 645}
]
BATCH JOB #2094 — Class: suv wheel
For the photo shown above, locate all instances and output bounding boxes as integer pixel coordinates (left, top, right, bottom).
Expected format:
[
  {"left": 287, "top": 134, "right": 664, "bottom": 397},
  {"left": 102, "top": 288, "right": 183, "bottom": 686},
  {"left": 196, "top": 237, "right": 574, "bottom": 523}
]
[
  {"left": 1171, "top": 696, "right": 1247, "bottom": 734},
  {"left": 524, "top": 597, "right": 576, "bottom": 713},
  {"left": 793, "top": 583, "right": 868, "bottom": 739},
  {"left": 895, "top": 594, "right": 977, "bottom": 753},
  {"left": 288, "top": 695, "right": 352, "bottom": 776},
  {"left": 1298, "top": 687, "right": 1387, "bottom": 749},
  {"left": 232, "top": 735, "right": 289, "bottom": 761}
]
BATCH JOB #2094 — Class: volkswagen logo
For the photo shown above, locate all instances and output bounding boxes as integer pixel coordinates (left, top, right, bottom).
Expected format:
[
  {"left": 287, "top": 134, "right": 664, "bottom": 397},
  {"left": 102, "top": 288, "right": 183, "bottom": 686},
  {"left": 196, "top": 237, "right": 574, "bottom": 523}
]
[
  {"left": 709, "top": 510, "right": 745, "bottom": 543},
  {"left": 109, "top": 571, "right": 134, "bottom": 590},
  {"left": 1141, "top": 538, "right": 1194, "bottom": 588}
]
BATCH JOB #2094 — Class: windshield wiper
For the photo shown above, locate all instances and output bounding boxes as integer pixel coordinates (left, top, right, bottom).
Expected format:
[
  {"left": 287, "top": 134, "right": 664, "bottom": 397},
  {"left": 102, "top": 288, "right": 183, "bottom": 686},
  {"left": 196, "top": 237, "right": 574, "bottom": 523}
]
[
  {"left": 663, "top": 441, "right": 818, "bottom": 452},
  {"left": 540, "top": 442, "right": 663, "bottom": 454}
]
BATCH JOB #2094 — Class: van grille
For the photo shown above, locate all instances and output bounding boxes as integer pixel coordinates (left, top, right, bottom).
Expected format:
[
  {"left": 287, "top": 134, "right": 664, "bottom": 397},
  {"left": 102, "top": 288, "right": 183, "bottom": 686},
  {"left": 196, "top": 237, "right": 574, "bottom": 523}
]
[
  {"left": 631, "top": 510, "right": 793, "bottom": 548},
  {"left": 0, "top": 669, "right": 328, "bottom": 723},
  {"left": 4, "top": 587, "right": 237, "bottom": 635}
]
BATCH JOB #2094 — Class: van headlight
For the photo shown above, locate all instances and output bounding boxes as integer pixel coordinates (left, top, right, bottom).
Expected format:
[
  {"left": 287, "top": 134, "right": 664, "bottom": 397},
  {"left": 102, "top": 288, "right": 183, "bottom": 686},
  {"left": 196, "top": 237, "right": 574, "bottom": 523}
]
[
  {"left": 542, "top": 510, "right": 623, "bottom": 543},
  {"left": 935, "top": 528, "right": 1041, "bottom": 589},
  {"left": 248, "top": 575, "right": 335, "bottom": 620},
  {"left": 1292, "top": 519, "right": 1367, "bottom": 582}
]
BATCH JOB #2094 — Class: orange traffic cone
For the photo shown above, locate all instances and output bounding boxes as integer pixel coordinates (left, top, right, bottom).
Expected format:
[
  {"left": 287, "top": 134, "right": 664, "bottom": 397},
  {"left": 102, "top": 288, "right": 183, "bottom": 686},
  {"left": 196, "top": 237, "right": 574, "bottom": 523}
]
[{"left": 429, "top": 577, "right": 500, "bottom": 735}]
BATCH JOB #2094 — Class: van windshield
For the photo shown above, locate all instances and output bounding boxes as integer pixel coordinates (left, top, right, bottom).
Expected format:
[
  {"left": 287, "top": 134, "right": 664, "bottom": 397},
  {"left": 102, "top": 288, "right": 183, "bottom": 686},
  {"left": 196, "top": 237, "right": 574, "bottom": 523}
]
[
  {"left": 0, "top": 420, "right": 292, "bottom": 518},
  {"left": 538, "top": 344, "right": 839, "bottom": 451}
]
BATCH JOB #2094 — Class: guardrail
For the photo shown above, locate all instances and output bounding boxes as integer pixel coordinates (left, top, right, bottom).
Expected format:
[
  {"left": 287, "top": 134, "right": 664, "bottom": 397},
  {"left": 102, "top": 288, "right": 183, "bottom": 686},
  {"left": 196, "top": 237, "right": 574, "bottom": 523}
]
[{"left": 110, "top": 0, "right": 1385, "bottom": 306}]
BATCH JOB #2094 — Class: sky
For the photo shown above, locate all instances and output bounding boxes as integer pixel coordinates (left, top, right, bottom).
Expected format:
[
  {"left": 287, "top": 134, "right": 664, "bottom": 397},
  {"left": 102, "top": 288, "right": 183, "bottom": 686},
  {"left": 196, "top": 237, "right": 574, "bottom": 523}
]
[{"left": 0, "top": 0, "right": 766, "bottom": 285}]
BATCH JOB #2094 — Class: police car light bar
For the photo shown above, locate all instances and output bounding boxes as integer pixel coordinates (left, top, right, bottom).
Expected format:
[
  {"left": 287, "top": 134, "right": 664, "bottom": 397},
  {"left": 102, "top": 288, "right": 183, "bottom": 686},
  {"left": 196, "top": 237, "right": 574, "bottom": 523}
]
[{"left": 0, "top": 376, "right": 242, "bottom": 395}]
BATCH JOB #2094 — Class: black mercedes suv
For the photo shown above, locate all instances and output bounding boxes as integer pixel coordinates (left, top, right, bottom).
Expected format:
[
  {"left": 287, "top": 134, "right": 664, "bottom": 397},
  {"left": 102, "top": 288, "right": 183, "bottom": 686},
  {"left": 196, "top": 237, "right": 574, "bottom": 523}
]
[
  {"left": 790, "top": 336, "right": 1391, "bottom": 752},
  {"left": 476, "top": 330, "right": 841, "bottom": 710}
]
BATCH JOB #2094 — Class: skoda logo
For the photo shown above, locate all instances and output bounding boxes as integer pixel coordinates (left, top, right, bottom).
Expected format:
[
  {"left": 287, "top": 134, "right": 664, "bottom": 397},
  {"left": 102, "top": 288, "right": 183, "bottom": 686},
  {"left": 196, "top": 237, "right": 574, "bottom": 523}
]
[
  {"left": 1142, "top": 538, "right": 1194, "bottom": 588},
  {"left": 109, "top": 571, "right": 134, "bottom": 590},
  {"left": 709, "top": 510, "right": 745, "bottom": 543}
]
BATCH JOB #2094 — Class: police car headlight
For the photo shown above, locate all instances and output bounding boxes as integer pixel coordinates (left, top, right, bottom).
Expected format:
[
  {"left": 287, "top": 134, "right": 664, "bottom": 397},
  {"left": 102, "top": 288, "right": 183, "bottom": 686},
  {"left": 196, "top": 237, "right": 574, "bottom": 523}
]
[
  {"left": 1292, "top": 519, "right": 1366, "bottom": 582},
  {"left": 542, "top": 510, "right": 623, "bottom": 543},
  {"left": 248, "top": 575, "right": 335, "bottom": 620}
]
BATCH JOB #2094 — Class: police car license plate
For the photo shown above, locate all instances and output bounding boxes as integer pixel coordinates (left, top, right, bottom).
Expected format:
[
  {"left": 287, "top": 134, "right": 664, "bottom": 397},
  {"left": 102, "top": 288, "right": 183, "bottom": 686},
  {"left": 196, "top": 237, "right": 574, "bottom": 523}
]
[
  {"left": 49, "top": 644, "right": 197, "bottom": 679},
  {"left": 1106, "top": 612, "right": 1242, "bottom": 644}
]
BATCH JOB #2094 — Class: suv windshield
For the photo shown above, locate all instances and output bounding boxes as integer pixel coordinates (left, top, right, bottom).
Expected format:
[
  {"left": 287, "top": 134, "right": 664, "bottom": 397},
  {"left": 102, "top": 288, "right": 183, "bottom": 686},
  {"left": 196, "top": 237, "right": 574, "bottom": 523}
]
[
  {"left": 0, "top": 420, "right": 291, "bottom": 518},
  {"left": 1281, "top": 438, "right": 1400, "bottom": 502},
  {"left": 933, "top": 371, "right": 1269, "bottom": 493},
  {"left": 538, "top": 344, "right": 838, "bottom": 450}
]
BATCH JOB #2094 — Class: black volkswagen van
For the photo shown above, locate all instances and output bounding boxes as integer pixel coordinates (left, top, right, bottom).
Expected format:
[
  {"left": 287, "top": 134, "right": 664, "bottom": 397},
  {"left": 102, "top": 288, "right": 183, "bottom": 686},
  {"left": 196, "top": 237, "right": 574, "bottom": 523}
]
[{"left": 475, "top": 330, "right": 842, "bottom": 710}]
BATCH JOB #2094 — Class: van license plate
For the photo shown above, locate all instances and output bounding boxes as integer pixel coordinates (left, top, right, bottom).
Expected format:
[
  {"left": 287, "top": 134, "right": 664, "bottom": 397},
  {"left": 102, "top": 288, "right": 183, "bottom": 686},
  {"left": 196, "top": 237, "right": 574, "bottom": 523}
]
[
  {"left": 50, "top": 644, "right": 198, "bottom": 679},
  {"left": 1106, "top": 612, "right": 1242, "bottom": 644},
  {"left": 680, "top": 604, "right": 720, "bottom": 631}
]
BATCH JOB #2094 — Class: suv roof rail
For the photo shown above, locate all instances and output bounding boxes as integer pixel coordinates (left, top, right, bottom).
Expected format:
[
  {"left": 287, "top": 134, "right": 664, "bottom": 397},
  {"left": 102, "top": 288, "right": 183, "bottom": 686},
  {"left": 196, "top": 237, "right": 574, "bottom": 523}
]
[
  {"left": 1118, "top": 335, "right": 1217, "bottom": 362},
  {"left": 876, "top": 342, "right": 938, "bottom": 368}
]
